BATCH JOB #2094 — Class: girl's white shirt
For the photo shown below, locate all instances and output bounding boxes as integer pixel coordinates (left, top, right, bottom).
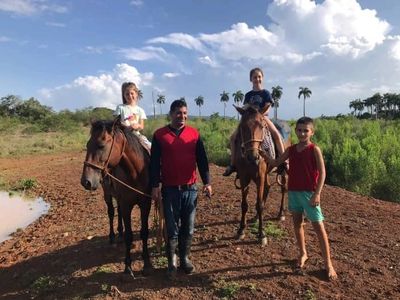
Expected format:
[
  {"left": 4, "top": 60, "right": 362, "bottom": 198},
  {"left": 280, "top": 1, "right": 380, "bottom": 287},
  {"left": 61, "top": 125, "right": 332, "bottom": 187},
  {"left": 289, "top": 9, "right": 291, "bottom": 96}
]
[{"left": 114, "top": 104, "right": 147, "bottom": 127}]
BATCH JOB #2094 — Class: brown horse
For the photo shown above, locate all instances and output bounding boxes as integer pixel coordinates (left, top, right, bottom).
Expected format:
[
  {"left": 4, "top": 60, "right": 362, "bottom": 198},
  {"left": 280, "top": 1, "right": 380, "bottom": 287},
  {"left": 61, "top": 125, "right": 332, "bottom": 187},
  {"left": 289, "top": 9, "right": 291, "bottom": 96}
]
[
  {"left": 233, "top": 105, "right": 289, "bottom": 246},
  {"left": 80, "top": 120, "right": 152, "bottom": 276}
]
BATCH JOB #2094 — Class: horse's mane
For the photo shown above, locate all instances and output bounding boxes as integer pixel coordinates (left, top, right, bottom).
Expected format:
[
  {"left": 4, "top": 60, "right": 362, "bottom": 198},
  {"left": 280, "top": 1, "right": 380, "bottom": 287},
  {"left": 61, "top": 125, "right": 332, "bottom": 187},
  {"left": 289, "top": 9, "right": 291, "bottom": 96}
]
[
  {"left": 91, "top": 120, "right": 149, "bottom": 161},
  {"left": 124, "top": 130, "right": 149, "bottom": 161}
]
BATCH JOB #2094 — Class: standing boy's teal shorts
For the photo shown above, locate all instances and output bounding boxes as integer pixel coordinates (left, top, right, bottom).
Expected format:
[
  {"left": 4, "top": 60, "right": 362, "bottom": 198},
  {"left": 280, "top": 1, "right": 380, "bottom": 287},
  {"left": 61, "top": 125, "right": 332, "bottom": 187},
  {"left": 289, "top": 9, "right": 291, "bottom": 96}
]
[{"left": 288, "top": 191, "right": 324, "bottom": 222}]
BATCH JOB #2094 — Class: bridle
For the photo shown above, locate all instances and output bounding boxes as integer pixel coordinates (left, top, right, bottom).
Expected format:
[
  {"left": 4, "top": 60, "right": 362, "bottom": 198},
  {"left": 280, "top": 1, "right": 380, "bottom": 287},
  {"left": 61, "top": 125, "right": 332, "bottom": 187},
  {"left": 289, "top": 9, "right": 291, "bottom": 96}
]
[
  {"left": 239, "top": 119, "right": 266, "bottom": 156},
  {"left": 83, "top": 123, "right": 151, "bottom": 198}
]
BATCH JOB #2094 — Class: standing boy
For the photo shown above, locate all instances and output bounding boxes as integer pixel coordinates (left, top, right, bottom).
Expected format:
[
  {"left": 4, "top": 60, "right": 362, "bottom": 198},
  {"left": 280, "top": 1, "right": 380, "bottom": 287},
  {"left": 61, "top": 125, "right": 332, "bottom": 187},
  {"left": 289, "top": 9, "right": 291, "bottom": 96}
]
[
  {"left": 150, "top": 99, "right": 212, "bottom": 279},
  {"left": 269, "top": 117, "right": 337, "bottom": 280}
]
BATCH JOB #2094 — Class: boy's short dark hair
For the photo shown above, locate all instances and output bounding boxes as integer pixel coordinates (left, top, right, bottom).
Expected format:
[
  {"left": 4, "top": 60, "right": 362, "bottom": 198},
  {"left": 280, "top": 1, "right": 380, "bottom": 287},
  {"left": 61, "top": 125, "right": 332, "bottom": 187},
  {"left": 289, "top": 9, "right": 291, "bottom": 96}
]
[
  {"left": 170, "top": 99, "right": 187, "bottom": 113},
  {"left": 296, "top": 116, "right": 314, "bottom": 127}
]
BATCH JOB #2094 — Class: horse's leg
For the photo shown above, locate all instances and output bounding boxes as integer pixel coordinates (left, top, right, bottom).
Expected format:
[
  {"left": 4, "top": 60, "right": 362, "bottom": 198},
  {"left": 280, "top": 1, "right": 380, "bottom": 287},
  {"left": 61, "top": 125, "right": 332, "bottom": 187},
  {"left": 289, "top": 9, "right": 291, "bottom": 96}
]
[
  {"left": 122, "top": 203, "right": 135, "bottom": 277},
  {"left": 257, "top": 173, "right": 270, "bottom": 246},
  {"left": 103, "top": 186, "right": 116, "bottom": 244},
  {"left": 116, "top": 201, "right": 124, "bottom": 242},
  {"left": 237, "top": 180, "right": 250, "bottom": 240},
  {"left": 139, "top": 198, "right": 153, "bottom": 276},
  {"left": 278, "top": 174, "right": 287, "bottom": 221}
]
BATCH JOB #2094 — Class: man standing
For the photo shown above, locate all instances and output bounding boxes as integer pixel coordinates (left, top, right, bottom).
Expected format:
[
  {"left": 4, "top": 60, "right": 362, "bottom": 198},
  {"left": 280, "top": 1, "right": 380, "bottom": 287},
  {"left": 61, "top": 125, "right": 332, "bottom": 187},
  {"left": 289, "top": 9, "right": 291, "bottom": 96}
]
[{"left": 150, "top": 99, "right": 212, "bottom": 279}]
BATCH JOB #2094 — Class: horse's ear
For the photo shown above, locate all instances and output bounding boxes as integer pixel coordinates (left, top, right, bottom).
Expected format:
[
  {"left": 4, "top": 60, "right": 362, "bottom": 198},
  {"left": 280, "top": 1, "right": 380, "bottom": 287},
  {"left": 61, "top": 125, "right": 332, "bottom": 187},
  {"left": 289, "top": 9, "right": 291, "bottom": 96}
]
[
  {"left": 234, "top": 104, "right": 245, "bottom": 115},
  {"left": 260, "top": 103, "right": 271, "bottom": 115},
  {"left": 90, "top": 117, "right": 97, "bottom": 125}
]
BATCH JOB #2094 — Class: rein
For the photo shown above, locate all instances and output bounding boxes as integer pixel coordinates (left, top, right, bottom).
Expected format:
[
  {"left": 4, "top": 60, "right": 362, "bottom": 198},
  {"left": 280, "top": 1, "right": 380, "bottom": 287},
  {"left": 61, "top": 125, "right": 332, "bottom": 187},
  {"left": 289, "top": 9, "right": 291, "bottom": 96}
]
[{"left": 84, "top": 125, "right": 152, "bottom": 199}]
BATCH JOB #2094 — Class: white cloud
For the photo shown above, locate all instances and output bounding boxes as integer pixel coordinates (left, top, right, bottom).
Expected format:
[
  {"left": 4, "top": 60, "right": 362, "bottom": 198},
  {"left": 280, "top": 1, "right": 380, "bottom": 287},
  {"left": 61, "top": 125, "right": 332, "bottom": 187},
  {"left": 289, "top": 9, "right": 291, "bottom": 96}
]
[
  {"left": 327, "top": 82, "right": 365, "bottom": 95},
  {"left": 118, "top": 46, "right": 169, "bottom": 61},
  {"left": 130, "top": 0, "right": 143, "bottom": 7},
  {"left": 0, "top": 36, "right": 11, "bottom": 42},
  {"left": 162, "top": 72, "right": 180, "bottom": 78},
  {"left": 198, "top": 56, "right": 218, "bottom": 67},
  {"left": 199, "top": 23, "right": 279, "bottom": 61},
  {"left": 45, "top": 21, "right": 65, "bottom": 28},
  {"left": 389, "top": 38, "right": 400, "bottom": 61},
  {"left": 268, "top": 0, "right": 390, "bottom": 58},
  {"left": 148, "top": 33, "right": 205, "bottom": 52},
  {"left": 287, "top": 75, "right": 319, "bottom": 83},
  {"left": 0, "top": 0, "right": 67, "bottom": 15},
  {"left": 39, "top": 64, "right": 154, "bottom": 110}
]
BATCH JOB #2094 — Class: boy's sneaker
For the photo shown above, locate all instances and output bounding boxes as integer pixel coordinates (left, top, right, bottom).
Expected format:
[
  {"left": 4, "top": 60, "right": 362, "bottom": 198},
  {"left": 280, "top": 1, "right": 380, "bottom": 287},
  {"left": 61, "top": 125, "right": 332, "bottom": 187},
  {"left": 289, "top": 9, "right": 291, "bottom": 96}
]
[{"left": 223, "top": 165, "right": 236, "bottom": 176}]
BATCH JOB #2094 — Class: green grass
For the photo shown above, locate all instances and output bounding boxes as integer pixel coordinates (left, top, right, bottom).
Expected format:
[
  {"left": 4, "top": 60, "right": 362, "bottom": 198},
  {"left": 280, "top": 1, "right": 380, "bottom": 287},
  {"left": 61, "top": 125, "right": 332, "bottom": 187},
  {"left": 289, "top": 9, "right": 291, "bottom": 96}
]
[
  {"left": 304, "top": 289, "right": 316, "bottom": 300},
  {"left": 213, "top": 279, "right": 241, "bottom": 299},
  {"left": 94, "top": 265, "right": 113, "bottom": 274},
  {"left": 0, "top": 126, "right": 88, "bottom": 157},
  {"left": 153, "top": 256, "right": 168, "bottom": 268},
  {"left": 30, "top": 275, "right": 57, "bottom": 293},
  {"left": 250, "top": 220, "right": 286, "bottom": 239}
]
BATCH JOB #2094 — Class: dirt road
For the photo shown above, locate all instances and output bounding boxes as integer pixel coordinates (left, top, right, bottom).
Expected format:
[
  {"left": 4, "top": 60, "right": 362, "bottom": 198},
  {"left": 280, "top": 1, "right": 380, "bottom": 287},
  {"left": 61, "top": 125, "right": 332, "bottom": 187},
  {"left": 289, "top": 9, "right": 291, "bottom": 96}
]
[{"left": 0, "top": 152, "right": 399, "bottom": 299}]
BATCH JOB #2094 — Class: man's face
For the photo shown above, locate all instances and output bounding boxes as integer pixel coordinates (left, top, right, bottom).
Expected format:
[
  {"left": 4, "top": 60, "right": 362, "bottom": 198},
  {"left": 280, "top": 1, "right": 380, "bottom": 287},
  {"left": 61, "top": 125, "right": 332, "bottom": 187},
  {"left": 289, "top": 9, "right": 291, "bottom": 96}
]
[{"left": 170, "top": 106, "right": 188, "bottom": 129}]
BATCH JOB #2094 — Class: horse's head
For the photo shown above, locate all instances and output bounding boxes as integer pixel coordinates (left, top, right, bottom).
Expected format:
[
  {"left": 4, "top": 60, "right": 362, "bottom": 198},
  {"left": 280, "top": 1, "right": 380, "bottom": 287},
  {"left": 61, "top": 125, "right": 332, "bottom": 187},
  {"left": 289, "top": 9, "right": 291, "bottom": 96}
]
[
  {"left": 81, "top": 120, "right": 125, "bottom": 190},
  {"left": 235, "top": 104, "right": 269, "bottom": 165}
]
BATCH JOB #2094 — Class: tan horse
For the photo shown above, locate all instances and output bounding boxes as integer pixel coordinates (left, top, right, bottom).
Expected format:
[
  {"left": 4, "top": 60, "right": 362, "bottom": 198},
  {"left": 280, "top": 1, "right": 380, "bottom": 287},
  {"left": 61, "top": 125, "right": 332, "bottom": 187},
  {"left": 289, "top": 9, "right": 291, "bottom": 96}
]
[
  {"left": 233, "top": 105, "right": 289, "bottom": 246},
  {"left": 81, "top": 120, "right": 154, "bottom": 277}
]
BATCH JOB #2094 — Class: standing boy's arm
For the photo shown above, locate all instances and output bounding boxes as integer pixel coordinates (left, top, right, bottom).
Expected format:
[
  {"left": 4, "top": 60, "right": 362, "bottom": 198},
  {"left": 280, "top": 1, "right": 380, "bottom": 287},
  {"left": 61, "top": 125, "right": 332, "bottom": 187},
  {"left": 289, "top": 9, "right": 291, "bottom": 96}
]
[
  {"left": 266, "top": 148, "right": 289, "bottom": 167},
  {"left": 310, "top": 145, "right": 326, "bottom": 206}
]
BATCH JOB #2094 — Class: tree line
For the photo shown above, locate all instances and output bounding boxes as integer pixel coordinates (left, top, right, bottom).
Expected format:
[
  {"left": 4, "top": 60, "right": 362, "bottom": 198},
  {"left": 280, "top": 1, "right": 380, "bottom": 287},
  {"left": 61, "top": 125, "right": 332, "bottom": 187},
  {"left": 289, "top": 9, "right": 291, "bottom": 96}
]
[
  {"left": 155, "top": 86, "right": 313, "bottom": 120},
  {"left": 349, "top": 92, "right": 400, "bottom": 119}
]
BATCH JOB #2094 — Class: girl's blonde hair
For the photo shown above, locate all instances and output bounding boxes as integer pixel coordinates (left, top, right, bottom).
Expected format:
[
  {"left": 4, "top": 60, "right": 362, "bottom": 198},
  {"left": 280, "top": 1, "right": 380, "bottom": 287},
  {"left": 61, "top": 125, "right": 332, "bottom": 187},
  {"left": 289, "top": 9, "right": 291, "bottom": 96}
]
[{"left": 121, "top": 82, "right": 139, "bottom": 104}]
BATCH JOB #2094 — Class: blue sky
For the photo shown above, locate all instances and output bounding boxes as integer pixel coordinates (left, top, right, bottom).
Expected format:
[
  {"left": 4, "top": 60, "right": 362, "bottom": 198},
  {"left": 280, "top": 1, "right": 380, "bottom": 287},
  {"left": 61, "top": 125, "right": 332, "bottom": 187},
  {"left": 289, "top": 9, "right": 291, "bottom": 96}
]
[{"left": 1, "top": 0, "right": 400, "bottom": 119}]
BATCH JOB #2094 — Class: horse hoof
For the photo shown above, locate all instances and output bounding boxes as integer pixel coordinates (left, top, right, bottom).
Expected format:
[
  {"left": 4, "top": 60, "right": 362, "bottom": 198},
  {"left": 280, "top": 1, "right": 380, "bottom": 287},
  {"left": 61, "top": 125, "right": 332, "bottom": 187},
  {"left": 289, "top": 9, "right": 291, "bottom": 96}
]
[
  {"left": 236, "top": 232, "right": 245, "bottom": 240},
  {"left": 260, "top": 237, "right": 268, "bottom": 246},
  {"left": 142, "top": 264, "right": 153, "bottom": 276},
  {"left": 124, "top": 267, "right": 135, "bottom": 278}
]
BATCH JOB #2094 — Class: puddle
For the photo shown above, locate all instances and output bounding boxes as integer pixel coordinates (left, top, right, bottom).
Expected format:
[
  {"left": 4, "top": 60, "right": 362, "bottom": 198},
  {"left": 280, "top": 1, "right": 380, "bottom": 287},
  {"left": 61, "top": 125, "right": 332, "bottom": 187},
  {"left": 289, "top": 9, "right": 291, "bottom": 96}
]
[{"left": 0, "top": 191, "right": 50, "bottom": 243}]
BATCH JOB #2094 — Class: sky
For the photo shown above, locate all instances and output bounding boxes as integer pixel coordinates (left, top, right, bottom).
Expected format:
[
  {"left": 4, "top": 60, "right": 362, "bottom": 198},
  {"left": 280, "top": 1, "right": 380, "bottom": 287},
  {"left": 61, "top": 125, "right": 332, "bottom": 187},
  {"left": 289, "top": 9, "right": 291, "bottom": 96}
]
[{"left": 1, "top": 0, "right": 400, "bottom": 120}]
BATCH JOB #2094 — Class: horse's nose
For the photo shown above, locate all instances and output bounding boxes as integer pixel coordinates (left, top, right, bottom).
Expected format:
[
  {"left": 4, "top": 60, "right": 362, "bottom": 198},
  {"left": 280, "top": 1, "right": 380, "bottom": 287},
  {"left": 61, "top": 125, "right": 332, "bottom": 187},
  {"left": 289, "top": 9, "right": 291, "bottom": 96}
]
[
  {"left": 81, "top": 178, "right": 93, "bottom": 190},
  {"left": 247, "top": 153, "right": 260, "bottom": 165}
]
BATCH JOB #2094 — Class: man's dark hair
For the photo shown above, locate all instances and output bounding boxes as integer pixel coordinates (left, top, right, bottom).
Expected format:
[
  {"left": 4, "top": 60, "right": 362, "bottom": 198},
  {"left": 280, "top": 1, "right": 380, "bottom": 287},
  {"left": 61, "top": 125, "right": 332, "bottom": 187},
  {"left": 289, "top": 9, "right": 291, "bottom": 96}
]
[
  {"left": 296, "top": 116, "right": 314, "bottom": 127},
  {"left": 170, "top": 99, "right": 187, "bottom": 113}
]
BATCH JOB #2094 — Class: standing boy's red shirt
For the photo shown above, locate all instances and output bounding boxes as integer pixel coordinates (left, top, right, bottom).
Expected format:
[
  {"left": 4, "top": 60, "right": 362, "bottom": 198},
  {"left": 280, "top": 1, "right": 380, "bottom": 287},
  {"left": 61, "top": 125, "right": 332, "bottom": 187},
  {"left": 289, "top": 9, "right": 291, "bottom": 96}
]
[{"left": 288, "top": 143, "right": 319, "bottom": 191}]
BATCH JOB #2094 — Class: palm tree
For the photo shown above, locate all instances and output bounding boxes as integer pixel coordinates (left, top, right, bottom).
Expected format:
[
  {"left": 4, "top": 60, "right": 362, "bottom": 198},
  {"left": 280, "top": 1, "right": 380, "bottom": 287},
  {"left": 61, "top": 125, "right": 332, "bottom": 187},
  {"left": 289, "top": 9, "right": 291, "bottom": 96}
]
[
  {"left": 271, "top": 86, "right": 283, "bottom": 120},
  {"left": 156, "top": 94, "right": 166, "bottom": 115},
  {"left": 220, "top": 91, "right": 230, "bottom": 119},
  {"left": 138, "top": 89, "right": 143, "bottom": 100},
  {"left": 349, "top": 98, "right": 364, "bottom": 117},
  {"left": 232, "top": 90, "right": 244, "bottom": 120},
  {"left": 370, "top": 93, "right": 382, "bottom": 119},
  {"left": 194, "top": 96, "right": 204, "bottom": 117},
  {"left": 298, "top": 87, "right": 312, "bottom": 117}
]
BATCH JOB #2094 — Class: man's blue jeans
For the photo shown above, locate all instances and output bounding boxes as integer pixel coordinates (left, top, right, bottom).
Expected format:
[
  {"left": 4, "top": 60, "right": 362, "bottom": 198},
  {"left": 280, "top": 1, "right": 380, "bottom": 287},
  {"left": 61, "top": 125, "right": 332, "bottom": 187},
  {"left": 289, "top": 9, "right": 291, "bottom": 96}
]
[{"left": 162, "top": 185, "right": 198, "bottom": 240}]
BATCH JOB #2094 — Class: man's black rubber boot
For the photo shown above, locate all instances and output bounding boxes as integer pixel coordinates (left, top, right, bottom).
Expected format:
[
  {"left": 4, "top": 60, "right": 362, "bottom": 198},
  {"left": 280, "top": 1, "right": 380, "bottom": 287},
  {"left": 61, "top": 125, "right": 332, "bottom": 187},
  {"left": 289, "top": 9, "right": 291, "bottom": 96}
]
[
  {"left": 179, "top": 237, "right": 195, "bottom": 274},
  {"left": 166, "top": 238, "right": 178, "bottom": 279}
]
